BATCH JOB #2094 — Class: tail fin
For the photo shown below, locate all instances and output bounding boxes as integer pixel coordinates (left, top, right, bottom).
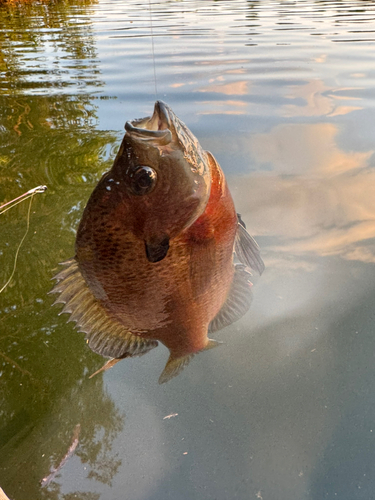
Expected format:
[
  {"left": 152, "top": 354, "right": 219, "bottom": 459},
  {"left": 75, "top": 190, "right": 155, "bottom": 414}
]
[
  {"left": 158, "top": 338, "right": 222, "bottom": 384},
  {"left": 158, "top": 353, "right": 194, "bottom": 384}
]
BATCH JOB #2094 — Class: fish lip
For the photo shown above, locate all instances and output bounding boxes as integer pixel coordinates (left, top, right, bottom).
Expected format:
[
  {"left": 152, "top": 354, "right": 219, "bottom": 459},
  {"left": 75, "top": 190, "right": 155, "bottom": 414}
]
[
  {"left": 125, "top": 121, "right": 172, "bottom": 145},
  {"left": 125, "top": 101, "right": 173, "bottom": 146},
  {"left": 154, "top": 100, "right": 171, "bottom": 128}
]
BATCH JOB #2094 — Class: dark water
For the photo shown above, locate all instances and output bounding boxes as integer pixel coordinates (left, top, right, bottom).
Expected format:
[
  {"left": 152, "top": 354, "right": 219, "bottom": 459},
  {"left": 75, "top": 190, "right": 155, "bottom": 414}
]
[{"left": 1, "top": 1, "right": 375, "bottom": 499}]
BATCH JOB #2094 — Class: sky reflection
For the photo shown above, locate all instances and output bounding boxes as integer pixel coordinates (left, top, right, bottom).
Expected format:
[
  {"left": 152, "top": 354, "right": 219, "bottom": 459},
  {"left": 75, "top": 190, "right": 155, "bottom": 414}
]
[{"left": 232, "top": 119, "right": 375, "bottom": 265}]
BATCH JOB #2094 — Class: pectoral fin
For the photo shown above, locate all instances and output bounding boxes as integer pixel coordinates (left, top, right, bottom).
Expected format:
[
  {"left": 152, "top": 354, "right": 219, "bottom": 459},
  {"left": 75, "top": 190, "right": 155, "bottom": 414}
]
[
  {"left": 235, "top": 213, "right": 265, "bottom": 275},
  {"left": 208, "top": 263, "right": 253, "bottom": 333}
]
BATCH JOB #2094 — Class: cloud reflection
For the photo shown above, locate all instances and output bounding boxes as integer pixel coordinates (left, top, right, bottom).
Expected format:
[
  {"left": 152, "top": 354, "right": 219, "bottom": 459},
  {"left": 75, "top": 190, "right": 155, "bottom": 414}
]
[
  {"left": 231, "top": 122, "right": 375, "bottom": 265},
  {"left": 283, "top": 79, "right": 362, "bottom": 117},
  {"left": 197, "top": 100, "right": 247, "bottom": 115},
  {"left": 198, "top": 80, "right": 249, "bottom": 95},
  {"left": 249, "top": 123, "right": 372, "bottom": 175}
]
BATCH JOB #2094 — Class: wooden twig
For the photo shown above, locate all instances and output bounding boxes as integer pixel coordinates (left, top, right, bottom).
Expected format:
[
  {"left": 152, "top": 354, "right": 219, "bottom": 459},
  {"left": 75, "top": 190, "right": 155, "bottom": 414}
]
[
  {"left": 0, "top": 487, "right": 12, "bottom": 500},
  {"left": 41, "top": 424, "right": 81, "bottom": 487}
]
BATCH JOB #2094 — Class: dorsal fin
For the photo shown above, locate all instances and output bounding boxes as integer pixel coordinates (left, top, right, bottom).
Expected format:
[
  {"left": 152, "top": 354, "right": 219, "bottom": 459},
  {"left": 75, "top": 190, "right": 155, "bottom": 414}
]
[
  {"left": 234, "top": 213, "right": 265, "bottom": 275},
  {"left": 208, "top": 263, "right": 253, "bottom": 333},
  {"left": 51, "top": 259, "right": 158, "bottom": 359}
]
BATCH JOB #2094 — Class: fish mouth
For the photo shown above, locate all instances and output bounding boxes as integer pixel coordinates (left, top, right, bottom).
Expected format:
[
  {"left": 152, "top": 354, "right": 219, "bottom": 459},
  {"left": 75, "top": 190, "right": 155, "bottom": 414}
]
[{"left": 125, "top": 101, "right": 173, "bottom": 146}]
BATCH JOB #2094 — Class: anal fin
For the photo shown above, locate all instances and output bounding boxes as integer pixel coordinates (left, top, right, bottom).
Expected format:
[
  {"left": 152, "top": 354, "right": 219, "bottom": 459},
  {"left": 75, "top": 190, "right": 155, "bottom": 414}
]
[{"left": 208, "top": 263, "right": 253, "bottom": 333}]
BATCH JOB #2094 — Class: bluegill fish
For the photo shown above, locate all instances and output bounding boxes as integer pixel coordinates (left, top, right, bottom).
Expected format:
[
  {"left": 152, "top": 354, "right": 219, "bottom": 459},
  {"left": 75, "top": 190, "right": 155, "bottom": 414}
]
[{"left": 52, "top": 101, "right": 264, "bottom": 384}]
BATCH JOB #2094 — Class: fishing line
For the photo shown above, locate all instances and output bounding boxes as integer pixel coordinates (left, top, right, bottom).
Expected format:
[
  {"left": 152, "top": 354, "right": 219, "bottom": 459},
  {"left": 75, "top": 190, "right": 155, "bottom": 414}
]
[
  {"left": 0, "top": 185, "right": 47, "bottom": 215},
  {"left": 0, "top": 192, "right": 36, "bottom": 216},
  {"left": 0, "top": 185, "right": 47, "bottom": 294},
  {"left": 148, "top": 0, "right": 158, "bottom": 98}
]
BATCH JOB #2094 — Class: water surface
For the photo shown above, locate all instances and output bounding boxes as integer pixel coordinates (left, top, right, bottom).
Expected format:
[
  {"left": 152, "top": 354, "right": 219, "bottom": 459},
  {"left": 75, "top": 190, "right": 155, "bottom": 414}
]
[{"left": 1, "top": 1, "right": 375, "bottom": 499}]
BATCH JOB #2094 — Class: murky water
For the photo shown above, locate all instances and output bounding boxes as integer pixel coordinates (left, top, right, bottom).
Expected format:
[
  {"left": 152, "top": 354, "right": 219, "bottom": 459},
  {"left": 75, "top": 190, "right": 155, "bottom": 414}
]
[{"left": 1, "top": 1, "right": 375, "bottom": 499}]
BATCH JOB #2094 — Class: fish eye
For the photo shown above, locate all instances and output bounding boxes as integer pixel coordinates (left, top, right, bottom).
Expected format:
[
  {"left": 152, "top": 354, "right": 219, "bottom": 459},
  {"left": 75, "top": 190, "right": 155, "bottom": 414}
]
[{"left": 129, "top": 166, "right": 157, "bottom": 196}]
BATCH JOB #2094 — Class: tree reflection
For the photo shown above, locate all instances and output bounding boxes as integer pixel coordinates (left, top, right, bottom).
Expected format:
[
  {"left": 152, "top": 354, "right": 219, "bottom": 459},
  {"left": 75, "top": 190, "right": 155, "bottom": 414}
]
[
  {"left": 0, "top": 0, "right": 100, "bottom": 94},
  {"left": 0, "top": 340, "right": 125, "bottom": 500},
  {"left": 0, "top": 1, "right": 125, "bottom": 499}
]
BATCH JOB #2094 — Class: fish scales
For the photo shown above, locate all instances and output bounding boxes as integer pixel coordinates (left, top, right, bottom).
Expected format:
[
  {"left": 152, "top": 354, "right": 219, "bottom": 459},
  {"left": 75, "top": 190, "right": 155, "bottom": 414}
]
[{"left": 52, "top": 101, "right": 264, "bottom": 383}]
